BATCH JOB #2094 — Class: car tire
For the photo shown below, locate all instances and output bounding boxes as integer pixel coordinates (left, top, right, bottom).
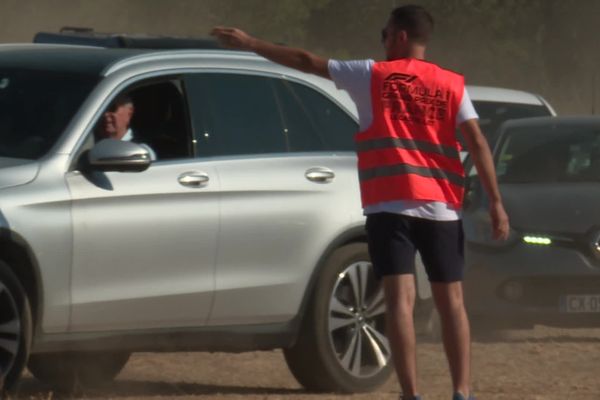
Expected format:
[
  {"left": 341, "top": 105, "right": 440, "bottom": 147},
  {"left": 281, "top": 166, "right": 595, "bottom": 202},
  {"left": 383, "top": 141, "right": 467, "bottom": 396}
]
[
  {"left": 0, "top": 260, "right": 32, "bottom": 392},
  {"left": 284, "top": 243, "right": 392, "bottom": 393},
  {"left": 28, "top": 351, "right": 130, "bottom": 392}
]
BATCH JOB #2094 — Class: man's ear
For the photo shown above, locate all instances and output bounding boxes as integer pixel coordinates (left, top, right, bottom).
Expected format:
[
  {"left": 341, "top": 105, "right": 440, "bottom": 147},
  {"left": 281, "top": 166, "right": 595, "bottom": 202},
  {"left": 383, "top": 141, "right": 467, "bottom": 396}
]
[{"left": 396, "top": 30, "right": 409, "bottom": 43}]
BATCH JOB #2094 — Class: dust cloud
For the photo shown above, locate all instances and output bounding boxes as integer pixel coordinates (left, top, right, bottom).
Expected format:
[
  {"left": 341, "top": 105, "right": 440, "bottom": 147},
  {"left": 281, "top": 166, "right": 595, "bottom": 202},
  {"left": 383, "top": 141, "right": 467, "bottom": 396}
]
[{"left": 0, "top": 0, "right": 599, "bottom": 114}]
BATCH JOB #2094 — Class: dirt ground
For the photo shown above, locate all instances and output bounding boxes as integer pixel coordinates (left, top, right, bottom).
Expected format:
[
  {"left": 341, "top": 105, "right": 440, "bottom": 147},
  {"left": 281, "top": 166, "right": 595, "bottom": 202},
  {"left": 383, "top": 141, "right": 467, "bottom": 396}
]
[{"left": 7, "top": 326, "right": 600, "bottom": 400}]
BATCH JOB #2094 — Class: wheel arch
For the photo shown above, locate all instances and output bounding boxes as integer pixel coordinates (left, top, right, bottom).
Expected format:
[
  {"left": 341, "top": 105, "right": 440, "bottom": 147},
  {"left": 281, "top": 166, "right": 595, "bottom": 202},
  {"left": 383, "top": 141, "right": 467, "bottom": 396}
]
[{"left": 0, "top": 228, "right": 43, "bottom": 331}]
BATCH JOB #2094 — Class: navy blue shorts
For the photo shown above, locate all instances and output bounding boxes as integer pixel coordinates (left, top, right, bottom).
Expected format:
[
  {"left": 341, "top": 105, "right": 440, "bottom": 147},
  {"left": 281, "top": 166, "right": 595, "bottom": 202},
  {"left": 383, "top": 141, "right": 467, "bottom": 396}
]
[{"left": 365, "top": 212, "right": 465, "bottom": 283}]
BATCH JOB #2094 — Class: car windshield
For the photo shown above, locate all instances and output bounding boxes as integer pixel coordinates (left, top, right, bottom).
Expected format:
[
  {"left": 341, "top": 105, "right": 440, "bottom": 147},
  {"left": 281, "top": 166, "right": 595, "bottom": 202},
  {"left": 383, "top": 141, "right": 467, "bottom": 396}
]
[
  {"left": 457, "top": 101, "right": 551, "bottom": 151},
  {"left": 0, "top": 69, "right": 98, "bottom": 160},
  {"left": 474, "top": 101, "right": 552, "bottom": 137},
  {"left": 496, "top": 124, "right": 600, "bottom": 183}
]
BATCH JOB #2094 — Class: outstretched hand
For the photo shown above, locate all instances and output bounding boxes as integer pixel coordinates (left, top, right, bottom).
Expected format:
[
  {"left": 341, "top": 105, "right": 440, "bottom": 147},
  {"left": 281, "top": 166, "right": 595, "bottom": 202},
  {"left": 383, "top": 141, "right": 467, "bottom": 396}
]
[{"left": 210, "top": 26, "right": 255, "bottom": 50}]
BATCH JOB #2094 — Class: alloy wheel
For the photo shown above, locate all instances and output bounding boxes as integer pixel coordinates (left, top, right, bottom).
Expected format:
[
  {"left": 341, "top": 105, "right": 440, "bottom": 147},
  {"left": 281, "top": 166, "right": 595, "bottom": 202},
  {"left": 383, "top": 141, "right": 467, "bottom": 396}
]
[{"left": 328, "top": 261, "right": 390, "bottom": 378}]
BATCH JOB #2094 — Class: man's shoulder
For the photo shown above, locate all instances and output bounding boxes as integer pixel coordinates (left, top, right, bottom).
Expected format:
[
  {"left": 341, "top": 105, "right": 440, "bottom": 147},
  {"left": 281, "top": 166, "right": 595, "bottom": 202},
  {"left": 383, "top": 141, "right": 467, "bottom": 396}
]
[
  {"left": 328, "top": 59, "right": 375, "bottom": 93},
  {"left": 328, "top": 59, "right": 375, "bottom": 75}
]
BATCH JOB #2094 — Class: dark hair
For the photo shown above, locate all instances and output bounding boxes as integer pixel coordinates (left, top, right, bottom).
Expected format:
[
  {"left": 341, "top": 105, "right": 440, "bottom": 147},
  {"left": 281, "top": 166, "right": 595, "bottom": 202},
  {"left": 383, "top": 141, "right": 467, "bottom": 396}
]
[{"left": 390, "top": 5, "right": 434, "bottom": 44}]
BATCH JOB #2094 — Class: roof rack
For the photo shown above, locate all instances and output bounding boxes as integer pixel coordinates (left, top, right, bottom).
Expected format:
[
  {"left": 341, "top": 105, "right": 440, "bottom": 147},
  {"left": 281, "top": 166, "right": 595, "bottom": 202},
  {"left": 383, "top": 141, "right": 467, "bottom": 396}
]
[{"left": 33, "top": 27, "right": 226, "bottom": 50}]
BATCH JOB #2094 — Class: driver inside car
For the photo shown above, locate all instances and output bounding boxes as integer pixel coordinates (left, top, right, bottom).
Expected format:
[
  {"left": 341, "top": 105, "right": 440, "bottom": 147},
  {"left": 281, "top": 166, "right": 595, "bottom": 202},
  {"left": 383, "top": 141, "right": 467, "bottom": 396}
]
[{"left": 94, "top": 93, "right": 157, "bottom": 161}]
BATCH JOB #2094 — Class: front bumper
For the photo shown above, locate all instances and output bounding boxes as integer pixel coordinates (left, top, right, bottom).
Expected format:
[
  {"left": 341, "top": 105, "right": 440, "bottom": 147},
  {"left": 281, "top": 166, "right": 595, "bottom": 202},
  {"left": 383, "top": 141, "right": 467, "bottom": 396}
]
[{"left": 464, "top": 241, "right": 600, "bottom": 328}]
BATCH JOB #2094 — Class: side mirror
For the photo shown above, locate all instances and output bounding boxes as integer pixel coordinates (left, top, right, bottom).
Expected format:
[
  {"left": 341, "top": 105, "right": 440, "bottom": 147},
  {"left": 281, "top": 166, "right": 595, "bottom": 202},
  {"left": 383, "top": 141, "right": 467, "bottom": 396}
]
[{"left": 87, "top": 139, "right": 151, "bottom": 172}]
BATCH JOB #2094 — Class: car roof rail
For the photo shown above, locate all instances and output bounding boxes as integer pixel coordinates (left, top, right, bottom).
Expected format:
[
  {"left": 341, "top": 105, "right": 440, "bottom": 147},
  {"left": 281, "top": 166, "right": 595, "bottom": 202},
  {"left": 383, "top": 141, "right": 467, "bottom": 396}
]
[{"left": 33, "top": 27, "right": 226, "bottom": 50}]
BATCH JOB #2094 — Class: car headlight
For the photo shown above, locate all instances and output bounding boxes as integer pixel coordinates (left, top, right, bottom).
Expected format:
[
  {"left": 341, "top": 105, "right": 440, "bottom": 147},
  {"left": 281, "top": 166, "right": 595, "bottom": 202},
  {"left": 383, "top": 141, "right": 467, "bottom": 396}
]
[{"left": 522, "top": 235, "right": 553, "bottom": 246}]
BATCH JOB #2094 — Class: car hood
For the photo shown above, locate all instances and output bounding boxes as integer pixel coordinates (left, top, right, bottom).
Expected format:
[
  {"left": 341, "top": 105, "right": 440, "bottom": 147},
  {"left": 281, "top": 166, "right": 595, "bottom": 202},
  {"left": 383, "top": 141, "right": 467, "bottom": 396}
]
[
  {"left": 501, "top": 183, "right": 600, "bottom": 234},
  {"left": 0, "top": 157, "right": 40, "bottom": 190}
]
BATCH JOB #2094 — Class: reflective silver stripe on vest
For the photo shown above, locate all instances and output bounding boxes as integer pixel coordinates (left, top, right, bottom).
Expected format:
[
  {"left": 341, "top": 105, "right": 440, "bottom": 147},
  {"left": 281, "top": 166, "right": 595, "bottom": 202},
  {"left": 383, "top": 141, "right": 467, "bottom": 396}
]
[
  {"left": 359, "top": 163, "right": 464, "bottom": 187},
  {"left": 356, "top": 137, "right": 460, "bottom": 160}
]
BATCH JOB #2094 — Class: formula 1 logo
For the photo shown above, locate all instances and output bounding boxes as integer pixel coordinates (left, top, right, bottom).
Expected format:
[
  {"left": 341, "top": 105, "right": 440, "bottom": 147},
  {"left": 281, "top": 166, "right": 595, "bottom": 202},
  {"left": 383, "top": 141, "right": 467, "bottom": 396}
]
[
  {"left": 384, "top": 73, "right": 418, "bottom": 84},
  {"left": 381, "top": 72, "right": 448, "bottom": 125}
]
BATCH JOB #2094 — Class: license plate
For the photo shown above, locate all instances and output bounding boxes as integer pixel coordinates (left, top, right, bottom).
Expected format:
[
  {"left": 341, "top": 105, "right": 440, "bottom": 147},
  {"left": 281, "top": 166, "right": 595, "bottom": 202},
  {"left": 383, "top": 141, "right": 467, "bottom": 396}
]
[{"left": 560, "top": 295, "right": 600, "bottom": 313}]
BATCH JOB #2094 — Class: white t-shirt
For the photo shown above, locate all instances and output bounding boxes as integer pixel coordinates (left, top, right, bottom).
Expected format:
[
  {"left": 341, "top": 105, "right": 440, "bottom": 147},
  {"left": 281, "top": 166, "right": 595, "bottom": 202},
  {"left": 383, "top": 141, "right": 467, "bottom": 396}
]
[{"left": 328, "top": 59, "right": 479, "bottom": 221}]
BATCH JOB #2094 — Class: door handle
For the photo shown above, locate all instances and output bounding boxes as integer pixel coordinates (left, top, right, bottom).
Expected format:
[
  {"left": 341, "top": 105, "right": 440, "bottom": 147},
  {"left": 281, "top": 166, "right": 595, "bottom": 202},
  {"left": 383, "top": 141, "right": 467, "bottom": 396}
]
[
  {"left": 305, "top": 167, "right": 335, "bottom": 183},
  {"left": 178, "top": 171, "right": 210, "bottom": 188}
]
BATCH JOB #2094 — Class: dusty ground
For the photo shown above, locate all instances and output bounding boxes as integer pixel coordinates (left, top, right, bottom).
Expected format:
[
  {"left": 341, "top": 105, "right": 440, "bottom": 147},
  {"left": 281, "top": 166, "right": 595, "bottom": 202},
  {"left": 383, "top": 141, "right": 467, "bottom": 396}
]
[{"left": 7, "top": 326, "right": 600, "bottom": 400}]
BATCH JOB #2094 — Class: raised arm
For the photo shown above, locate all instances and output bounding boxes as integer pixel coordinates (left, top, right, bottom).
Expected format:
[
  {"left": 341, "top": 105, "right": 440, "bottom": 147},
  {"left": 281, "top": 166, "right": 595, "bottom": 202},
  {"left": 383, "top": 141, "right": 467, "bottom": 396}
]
[
  {"left": 459, "top": 119, "right": 510, "bottom": 240},
  {"left": 210, "top": 27, "right": 330, "bottom": 79}
]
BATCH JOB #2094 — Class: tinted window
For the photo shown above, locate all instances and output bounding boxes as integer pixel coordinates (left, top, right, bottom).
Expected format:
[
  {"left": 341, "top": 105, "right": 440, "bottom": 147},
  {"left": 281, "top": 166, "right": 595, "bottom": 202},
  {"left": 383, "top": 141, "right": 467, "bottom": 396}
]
[
  {"left": 185, "top": 73, "right": 357, "bottom": 157},
  {"left": 0, "top": 69, "right": 98, "bottom": 159},
  {"left": 186, "top": 73, "right": 286, "bottom": 157},
  {"left": 496, "top": 125, "right": 600, "bottom": 183},
  {"left": 274, "top": 80, "right": 357, "bottom": 152},
  {"left": 127, "top": 80, "right": 192, "bottom": 160}
]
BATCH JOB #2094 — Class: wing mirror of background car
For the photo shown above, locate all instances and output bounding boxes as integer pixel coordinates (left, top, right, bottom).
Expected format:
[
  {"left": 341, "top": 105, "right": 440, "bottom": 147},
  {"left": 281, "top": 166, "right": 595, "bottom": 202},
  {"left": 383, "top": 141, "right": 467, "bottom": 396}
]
[{"left": 87, "top": 139, "right": 151, "bottom": 172}]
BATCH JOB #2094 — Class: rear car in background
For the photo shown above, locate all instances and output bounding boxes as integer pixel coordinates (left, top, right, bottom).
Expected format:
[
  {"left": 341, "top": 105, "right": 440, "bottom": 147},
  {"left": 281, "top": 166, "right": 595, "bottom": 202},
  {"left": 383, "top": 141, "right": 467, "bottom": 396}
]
[{"left": 463, "top": 117, "right": 600, "bottom": 329}]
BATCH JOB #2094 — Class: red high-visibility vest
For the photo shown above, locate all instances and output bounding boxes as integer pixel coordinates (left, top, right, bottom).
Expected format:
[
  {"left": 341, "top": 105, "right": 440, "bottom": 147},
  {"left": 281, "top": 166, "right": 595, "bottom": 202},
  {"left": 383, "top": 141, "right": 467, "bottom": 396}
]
[{"left": 355, "top": 58, "right": 465, "bottom": 208}]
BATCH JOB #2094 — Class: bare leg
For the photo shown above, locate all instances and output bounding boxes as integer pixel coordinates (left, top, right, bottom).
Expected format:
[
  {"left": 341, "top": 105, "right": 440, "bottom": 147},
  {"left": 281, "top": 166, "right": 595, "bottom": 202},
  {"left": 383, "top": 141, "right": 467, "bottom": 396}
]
[
  {"left": 382, "top": 274, "right": 418, "bottom": 398},
  {"left": 431, "top": 281, "right": 471, "bottom": 397}
]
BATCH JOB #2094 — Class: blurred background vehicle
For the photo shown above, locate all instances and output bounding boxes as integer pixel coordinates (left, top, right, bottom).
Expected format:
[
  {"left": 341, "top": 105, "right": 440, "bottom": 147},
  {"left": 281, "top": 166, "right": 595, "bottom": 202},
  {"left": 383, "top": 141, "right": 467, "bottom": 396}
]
[
  {"left": 414, "top": 87, "right": 556, "bottom": 327},
  {"left": 463, "top": 117, "right": 600, "bottom": 330}
]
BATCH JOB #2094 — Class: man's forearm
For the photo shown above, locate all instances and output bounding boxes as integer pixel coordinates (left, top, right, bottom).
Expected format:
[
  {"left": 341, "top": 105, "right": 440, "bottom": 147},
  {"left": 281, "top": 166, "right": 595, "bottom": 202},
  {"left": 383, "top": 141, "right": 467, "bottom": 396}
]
[
  {"left": 460, "top": 119, "right": 502, "bottom": 203},
  {"left": 247, "top": 38, "right": 330, "bottom": 79},
  {"left": 460, "top": 119, "right": 510, "bottom": 240},
  {"left": 211, "top": 27, "right": 330, "bottom": 79}
]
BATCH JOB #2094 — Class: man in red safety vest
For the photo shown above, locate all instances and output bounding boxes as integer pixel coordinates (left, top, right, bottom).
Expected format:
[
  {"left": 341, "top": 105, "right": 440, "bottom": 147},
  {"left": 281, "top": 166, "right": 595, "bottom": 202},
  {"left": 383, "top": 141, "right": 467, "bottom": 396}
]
[{"left": 212, "top": 5, "right": 509, "bottom": 400}]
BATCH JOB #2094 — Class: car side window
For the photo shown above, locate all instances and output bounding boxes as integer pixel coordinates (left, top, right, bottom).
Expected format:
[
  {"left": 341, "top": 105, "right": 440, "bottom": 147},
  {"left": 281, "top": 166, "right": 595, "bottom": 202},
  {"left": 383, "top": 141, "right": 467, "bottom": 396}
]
[
  {"left": 87, "top": 78, "right": 193, "bottom": 162},
  {"left": 274, "top": 80, "right": 357, "bottom": 152},
  {"left": 497, "top": 128, "right": 600, "bottom": 183},
  {"left": 127, "top": 80, "right": 193, "bottom": 160},
  {"left": 185, "top": 73, "right": 357, "bottom": 157},
  {"left": 185, "top": 73, "right": 286, "bottom": 157}
]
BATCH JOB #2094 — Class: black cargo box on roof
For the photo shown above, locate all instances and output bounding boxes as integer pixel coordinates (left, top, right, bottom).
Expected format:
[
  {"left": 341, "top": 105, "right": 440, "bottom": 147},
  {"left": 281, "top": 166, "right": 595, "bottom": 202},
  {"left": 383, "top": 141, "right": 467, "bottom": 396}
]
[{"left": 33, "top": 27, "right": 224, "bottom": 50}]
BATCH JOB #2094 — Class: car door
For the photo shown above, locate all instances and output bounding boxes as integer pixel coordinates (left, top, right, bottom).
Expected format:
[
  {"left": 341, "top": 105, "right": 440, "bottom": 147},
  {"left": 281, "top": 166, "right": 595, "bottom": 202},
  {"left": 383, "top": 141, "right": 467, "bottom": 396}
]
[
  {"left": 65, "top": 78, "right": 219, "bottom": 332},
  {"left": 185, "top": 72, "right": 361, "bottom": 326}
]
